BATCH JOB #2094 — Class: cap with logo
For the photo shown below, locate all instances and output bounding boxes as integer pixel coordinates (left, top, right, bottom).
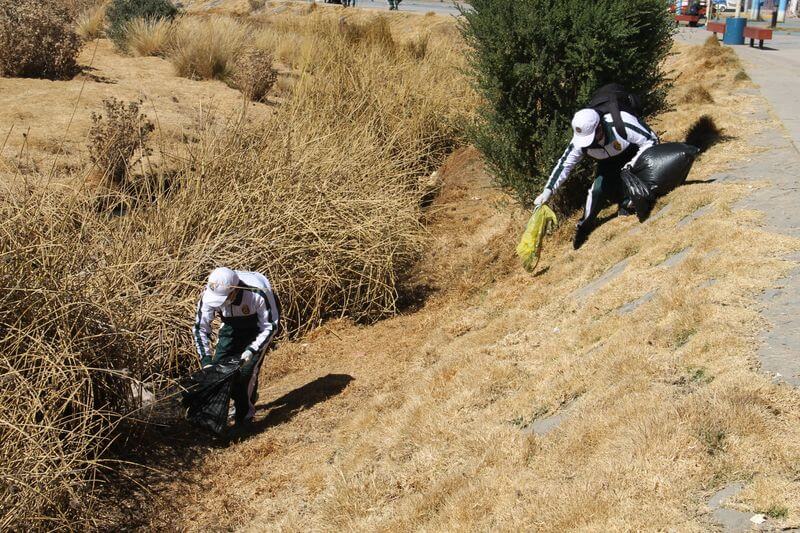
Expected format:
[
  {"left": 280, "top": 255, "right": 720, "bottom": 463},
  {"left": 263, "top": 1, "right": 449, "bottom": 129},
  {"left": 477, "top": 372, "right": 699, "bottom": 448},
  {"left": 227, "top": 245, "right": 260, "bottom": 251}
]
[
  {"left": 203, "top": 267, "right": 240, "bottom": 308},
  {"left": 570, "top": 108, "right": 601, "bottom": 148}
]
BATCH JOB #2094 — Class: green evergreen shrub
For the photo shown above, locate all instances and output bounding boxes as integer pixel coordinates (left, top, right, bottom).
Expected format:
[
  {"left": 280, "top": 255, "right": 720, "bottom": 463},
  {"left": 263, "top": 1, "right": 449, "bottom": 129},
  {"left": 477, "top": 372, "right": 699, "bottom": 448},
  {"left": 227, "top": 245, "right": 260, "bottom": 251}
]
[
  {"left": 459, "top": 0, "right": 673, "bottom": 211},
  {"left": 106, "top": 0, "right": 178, "bottom": 50}
]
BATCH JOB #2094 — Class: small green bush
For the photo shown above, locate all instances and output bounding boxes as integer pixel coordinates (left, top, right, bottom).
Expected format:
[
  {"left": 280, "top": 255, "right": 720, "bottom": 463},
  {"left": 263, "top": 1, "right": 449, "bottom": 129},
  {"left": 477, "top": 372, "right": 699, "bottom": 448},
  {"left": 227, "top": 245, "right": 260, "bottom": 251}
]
[
  {"left": 0, "top": 0, "right": 82, "bottom": 80},
  {"left": 459, "top": 0, "right": 673, "bottom": 210},
  {"left": 106, "top": 0, "right": 178, "bottom": 50}
]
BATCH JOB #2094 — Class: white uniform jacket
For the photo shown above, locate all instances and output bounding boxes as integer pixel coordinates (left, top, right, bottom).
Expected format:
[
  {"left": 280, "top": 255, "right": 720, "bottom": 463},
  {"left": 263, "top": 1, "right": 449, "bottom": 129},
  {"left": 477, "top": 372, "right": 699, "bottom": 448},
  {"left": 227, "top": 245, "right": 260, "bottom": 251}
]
[
  {"left": 545, "top": 111, "right": 659, "bottom": 192},
  {"left": 193, "top": 271, "right": 280, "bottom": 363}
]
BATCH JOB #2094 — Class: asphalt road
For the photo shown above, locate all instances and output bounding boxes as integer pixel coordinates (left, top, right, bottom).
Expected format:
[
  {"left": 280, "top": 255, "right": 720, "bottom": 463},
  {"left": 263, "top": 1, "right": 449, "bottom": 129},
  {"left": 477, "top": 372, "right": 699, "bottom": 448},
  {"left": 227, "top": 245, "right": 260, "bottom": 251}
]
[{"left": 339, "top": 0, "right": 464, "bottom": 16}]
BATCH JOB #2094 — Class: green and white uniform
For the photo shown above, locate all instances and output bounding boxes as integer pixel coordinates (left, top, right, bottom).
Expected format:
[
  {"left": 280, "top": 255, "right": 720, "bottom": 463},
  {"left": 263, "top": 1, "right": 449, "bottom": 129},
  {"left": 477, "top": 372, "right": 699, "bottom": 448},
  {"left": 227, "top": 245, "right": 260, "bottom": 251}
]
[
  {"left": 194, "top": 271, "right": 280, "bottom": 423},
  {"left": 546, "top": 111, "right": 659, "bottom": 223}
]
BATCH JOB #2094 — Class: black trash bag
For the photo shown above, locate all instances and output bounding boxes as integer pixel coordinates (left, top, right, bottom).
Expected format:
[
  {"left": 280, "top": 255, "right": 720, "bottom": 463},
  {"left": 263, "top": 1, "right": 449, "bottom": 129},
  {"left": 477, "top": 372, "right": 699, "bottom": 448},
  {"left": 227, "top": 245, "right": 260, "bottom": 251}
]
[
  {"left": 631, "top": 142, "right": 700, "bottom": 198},
  {"left": 620, "top": 167, "right": 653, "bottom": 222},
  {"left": 180, "top": 356, "right": 241, "bottom": 435}
]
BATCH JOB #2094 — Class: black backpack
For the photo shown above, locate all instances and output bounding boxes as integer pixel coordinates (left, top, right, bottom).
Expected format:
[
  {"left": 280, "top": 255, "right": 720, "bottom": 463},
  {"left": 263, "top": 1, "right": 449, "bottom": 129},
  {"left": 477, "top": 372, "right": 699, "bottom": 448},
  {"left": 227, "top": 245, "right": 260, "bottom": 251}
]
[{"left": 587, "top": 83, "right": 643, "bottom": 140}]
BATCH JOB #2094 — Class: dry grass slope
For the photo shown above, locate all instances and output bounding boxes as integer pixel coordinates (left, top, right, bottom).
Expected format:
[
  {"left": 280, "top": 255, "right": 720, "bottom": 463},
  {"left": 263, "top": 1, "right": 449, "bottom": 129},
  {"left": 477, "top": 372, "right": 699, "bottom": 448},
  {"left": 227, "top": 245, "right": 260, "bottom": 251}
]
[
  {"left": 157, "top": 35, "right": 800, "bottom": 533},
  {"left": 0, "top": 8, "right": 473, "bottom": 529}
]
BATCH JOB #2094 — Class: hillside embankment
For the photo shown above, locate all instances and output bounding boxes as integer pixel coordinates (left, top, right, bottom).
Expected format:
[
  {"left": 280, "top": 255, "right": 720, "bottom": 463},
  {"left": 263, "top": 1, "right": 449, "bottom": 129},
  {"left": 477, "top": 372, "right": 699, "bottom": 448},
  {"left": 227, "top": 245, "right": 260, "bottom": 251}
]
[
  {"left": 0, "top": 5, "right": 472, "bottom": 529},
  {"left": 135, "top": 38, "right": 800, "bottom": 531},
  {"left": 3, "top": 2, "right": 800, "bottom": 529}
]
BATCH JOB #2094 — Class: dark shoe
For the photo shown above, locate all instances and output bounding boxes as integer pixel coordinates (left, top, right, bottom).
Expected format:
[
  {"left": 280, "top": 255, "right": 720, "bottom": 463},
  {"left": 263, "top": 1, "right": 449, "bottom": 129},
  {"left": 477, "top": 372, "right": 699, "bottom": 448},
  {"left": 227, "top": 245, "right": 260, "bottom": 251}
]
[
  {"left": 573, "top": 221, "right": 592, "bottom": 250},
  {"left": 229, "top": 416, "right": 253, "bottom": 439},
  {"left": 636, "top": 198, "right": 653, "bottom": 222},
  {"left": 618, "top": 198, "right": 636, "bottom": 217},
  {"left": 235, "top": 416, "right": 253, "bottom": 428}
]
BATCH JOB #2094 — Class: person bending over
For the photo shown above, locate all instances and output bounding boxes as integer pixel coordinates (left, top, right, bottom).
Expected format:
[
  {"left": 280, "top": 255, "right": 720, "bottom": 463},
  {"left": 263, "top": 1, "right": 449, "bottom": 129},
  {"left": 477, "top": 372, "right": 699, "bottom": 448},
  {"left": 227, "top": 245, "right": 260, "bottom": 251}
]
[{"left": 193, "top": 267, "right": 280, "bottom": 428}]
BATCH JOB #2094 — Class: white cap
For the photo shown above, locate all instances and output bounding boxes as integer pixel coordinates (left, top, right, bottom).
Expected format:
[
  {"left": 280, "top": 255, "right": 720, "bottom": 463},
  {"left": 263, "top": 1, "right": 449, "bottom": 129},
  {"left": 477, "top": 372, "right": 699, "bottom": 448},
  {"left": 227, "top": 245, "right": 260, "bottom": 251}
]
[
  {"left": 570, "top": 109, "right": 601, "bottom": 148},
  {"left": 203, "top": 267, "right": 239, "bottom": 308}
]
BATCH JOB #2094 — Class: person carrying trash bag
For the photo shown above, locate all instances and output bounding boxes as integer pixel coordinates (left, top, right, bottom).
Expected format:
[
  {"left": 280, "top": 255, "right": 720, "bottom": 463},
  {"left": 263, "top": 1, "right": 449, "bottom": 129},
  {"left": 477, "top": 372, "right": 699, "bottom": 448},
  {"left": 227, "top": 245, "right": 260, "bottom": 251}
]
[
  {"left": 181, "top": 355, "right": 242, "bottom": 435},
  {"left": 533, "top": 84, "right": 659, "bottom": 249},
  {"left": 191, "top": 267, "right": 280, "bottom": 431}
]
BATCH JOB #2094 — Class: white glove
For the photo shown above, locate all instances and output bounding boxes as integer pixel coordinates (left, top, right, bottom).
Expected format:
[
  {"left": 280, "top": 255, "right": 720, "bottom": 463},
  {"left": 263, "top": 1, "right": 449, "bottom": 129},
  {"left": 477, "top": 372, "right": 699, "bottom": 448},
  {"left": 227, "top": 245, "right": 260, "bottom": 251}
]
[
  {"left": 534, "top": 188, "right": 552, "bottom": 206},
  {"left": 240, "top": 349, "right": 254, "bottom": 365}
]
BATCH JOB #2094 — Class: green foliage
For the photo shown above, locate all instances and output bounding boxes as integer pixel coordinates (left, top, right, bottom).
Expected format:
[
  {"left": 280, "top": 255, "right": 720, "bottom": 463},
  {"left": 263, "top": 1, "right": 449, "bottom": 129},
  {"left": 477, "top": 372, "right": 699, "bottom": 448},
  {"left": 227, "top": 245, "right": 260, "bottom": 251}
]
[
  {"left": 106, "top": 0, "right": 178, "bottom": 50},
  {"left": 700, "top": 428, "right": 726, "bottom": 456},
  {"left": 459, "top": 0, "right": 674, "bottom": 210},
  {"left": 765, "top": 505, "right": 789, "bottom": 520},
  {"left": 687, "top": 365, "right": 713, "bottom": 384}
]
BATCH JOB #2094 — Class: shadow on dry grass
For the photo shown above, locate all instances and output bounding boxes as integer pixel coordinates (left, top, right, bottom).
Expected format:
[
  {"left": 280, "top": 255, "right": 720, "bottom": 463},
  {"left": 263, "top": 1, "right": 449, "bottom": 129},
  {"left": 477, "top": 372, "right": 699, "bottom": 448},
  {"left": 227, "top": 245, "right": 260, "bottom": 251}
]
[{"left": 253, "top": 374, "right": 355, "bottom": 430}]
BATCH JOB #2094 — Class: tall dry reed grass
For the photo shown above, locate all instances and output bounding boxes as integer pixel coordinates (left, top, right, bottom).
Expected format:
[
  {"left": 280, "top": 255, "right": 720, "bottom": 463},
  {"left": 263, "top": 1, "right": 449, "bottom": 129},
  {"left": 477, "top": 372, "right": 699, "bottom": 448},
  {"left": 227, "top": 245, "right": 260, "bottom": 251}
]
[{"left": 0, "top": 10, "right": 472, "bottom": 529}]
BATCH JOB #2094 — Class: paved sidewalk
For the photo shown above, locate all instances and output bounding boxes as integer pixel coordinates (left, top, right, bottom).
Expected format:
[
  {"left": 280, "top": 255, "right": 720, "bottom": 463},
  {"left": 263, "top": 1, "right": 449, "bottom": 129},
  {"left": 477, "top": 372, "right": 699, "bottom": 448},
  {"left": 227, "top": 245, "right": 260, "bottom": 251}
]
[
  {"left": 673, "top": 26, "right": 800, "bottom": 530},
  {"left": 724, "top": 31, "right": 800, "bottom": 386},
  {"left": 716, "top": 28, "right": 800, "bottom": 388},
  {"left": 732, "top": 32, "right": 800, "bottom": 152},
  {"left": 348, "top": 0, "right": 462, "bottom": 15},
  {"left": 675, "top": 26, "right": 800, "bottom": 151},
  {"left": 676, "top": 27, "right": 800, "bottom": 388}
]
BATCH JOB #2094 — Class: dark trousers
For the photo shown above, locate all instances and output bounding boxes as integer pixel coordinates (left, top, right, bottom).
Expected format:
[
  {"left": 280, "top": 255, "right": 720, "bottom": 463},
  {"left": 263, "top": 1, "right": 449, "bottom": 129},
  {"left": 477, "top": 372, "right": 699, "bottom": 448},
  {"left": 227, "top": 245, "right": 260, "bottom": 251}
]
[
  {"left": 213, "top": 324, "right": 266, "bottom": 423},
  {"left": 580, "top": 145, "right": 637, "bottom": 225}
]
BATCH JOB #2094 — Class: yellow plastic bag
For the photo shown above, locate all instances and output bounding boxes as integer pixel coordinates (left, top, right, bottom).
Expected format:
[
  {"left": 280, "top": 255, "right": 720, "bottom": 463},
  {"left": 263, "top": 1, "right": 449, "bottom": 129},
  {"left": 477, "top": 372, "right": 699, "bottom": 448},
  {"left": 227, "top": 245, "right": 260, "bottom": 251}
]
[{"left": 516, "top": 205, "right": 558, "bottom": 272}]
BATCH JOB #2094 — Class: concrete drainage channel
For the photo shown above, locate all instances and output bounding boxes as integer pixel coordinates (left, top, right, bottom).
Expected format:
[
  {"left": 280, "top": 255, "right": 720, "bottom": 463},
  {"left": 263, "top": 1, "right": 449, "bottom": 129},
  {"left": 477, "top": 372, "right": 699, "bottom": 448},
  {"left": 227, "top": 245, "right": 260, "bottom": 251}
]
[
  {"left": 707, "top": 483, "right": 766, "bottom": 532},
  {"left": 523, "top": 411, "right": 568, "bottom": 437}
]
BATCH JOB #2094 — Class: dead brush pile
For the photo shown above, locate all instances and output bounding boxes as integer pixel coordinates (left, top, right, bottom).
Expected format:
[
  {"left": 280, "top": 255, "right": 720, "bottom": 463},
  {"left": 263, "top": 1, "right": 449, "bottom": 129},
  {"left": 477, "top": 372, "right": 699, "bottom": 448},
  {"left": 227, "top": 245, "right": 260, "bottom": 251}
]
[
  {"left": 0, "top": 12, "right": 472, "bottom": 529},
  {"left": 0, "top": 0, "right": 82, "bottom": 79},
  {"left": 229, "top": 48, "right": 277, "bottom": 102},
  {"left": 670, "top": 36, "right": 751, "bottom": 90}
]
